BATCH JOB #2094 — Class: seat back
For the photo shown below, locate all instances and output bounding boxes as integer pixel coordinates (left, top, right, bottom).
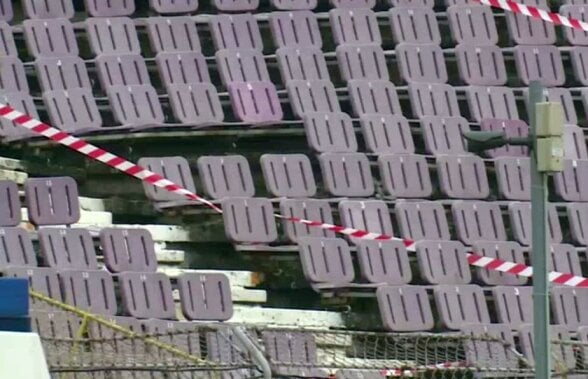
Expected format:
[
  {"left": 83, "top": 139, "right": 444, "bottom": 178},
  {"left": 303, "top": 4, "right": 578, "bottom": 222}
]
[
  {"left": 36, "top": 56, "right": 92, "bottom": 92},
  {"left": 146, "top": 17, "right": 201, "bottom": 53},
  {"left": 320, "top": 153, "right": 374, "bottom": 197},
  {"left": 337, "top": 44, "right": 389, "bottom": 81},
  {"left": 23, "top": 19, "right": 78, "bottom": 57},
  {"left": 466, "top": 87, "right": 518, "bottom": 122},
  {"left": 276, "top": 47, "right": 329, "bottom": 81},
  {"left": 228, "top": 81, "right": 283, "bottom": 124},
  {"left": 408, "top": 83, "right": 459, "bottom": 118},
  {"left": 434, "top": 285, "right": 490, "bottom": 330},
  {"left": 222, "top": 198, "right": 278, "bottom": 243},
  {"left": 197, "top": 155, "right": 255, "bottom": 199},
  {"left": 216, "top": 49, "right": 270, "bottom": 86},
  {"left": 0, "top": 21, "right": 16, "bottom": 56},
  {"left": 209, "top": 14, "right": 262, "bottom": 51},
  {"left": 150, "top": 0, "right": 199, "bottom": 13},
  {"left": 447, "top": 5, "right": 498, "bottom": 44},
  {"left": 389, "top": 7, "right": 441, "bottom": 44},
  {"left": 348, "top": 80, "right": 401, "bottom": 116},
  {"left": 436, "top": 155, "right": 490, "bottom": 199},
  {"left": 269, "top": 11, "right": 322, "bottom": 48},
  {"left": 505, "top": 0, "right": 555, "bottom": 44},
  {"left": 455, "top": 44, "right": 507, "bottom": 86},
  {"left": 356, "top": 240, "right": 411, "bottom": 285},
  {"left": 396, "top": 43, "right": 447, "bottom": 84},
  {"left": 39, "top": 228, "right": 98, "bottom": 270},
  {"left": 329, "top": 8, "right": 381, "bottom": 45},
  {"left": 514, "top": 46, "right": 564, "bottom": 86},
  {"left": 473, "top": 241, "right": 527, "bottom": 286},
  {"left": 119, "top": 272, "right": 175, "bottom": 319},
  {"left": 421, "top": 116, "right": 469, "bottom": 155},
  {"left": 138, "top": 156, "right": 197, "bottom": 203},
  {"left": 86, "top": 17, "right": 140, "bottom": 54},
  {"left": 508, "top": 202, "right": 562, "bottom": 246},
  {"left": 339, "top": 200, "right": 393, "bottom": 242},
  {"left": 451, "top": 201, "right": 506, "bottom": 244},
  {"left": 178, "top": 273, "right": 233, "bottom": 321},
  {"left": 86, "top": 0, "right": 135, "bottom": 17},
  {"left": 492, "top": 286, "right": 533, "bottom": 328},
  {"left": 377, "top": 286, "right": 434, "bottom": 331},
  {"left": 480, "top": 119, "right": 529, "bottom": 158},
  {"left": 298, "top": 237, "right": 354, "bottom": 285},
  {"left": 0, "top": 227, "right": 36, "bottom": 268},
  {"left": 59, "top": 269, "right": 117, "bottom": 315},
  {"left": 461, "top": 324, "right": 518, "bottom": 370},
  {"left": 168, "top": 83, "right": 224, "bottom": 125},
  {"left": 395, "top": 201, "right": 450, "bottom": 240},
  {"left": 303, "top": 112, "right": 358, "bottom": 153},
  {"left": 280, "top": 199, "right": 335, "bottom": 243},
  {"left": 43, "top": 88, "right": 102, "bottom": 132},
  {"left": 99, "top": 228, "right": 158, "bottom": 273},
  {"left": 495, "top": 157, "right": 531, "bottom": 201},
  {"left": 0, "top": 181, "right": 20, "bottom": 227},
  {"left": 107, "top": 84, "right": 165, "bottom": 127},
  {"left": 260, "top": 154, "right": 316, "bottom": 198},
  {"left": 0, "top": 57, "right": 28, "bottom": 93},
  {"left": 287, "top": 80, "right": 341, "bottom": 117},
  {"left": 361, "top": 114, "right": 414, "bottom": 154},
  {"left": 415, "top": 241, "right": 471, "bottom": 284},
  {"left": 379, "top": 154, "right": 433, "bottom": 198},
  {"left": 25, "top": 177, "right": 80, "bottom": 226},
  {"left": 156, "top": 51, "right": 210, "bottom": 90},
  {"left": 96, "top": 54, "right": 150, "bottom": 88}
]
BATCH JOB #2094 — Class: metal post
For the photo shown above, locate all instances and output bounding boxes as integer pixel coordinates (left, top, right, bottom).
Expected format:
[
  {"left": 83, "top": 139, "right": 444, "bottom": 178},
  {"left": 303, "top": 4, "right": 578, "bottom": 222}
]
[{"left": 529, "top": 81, "right": 550, "bottom": 379}]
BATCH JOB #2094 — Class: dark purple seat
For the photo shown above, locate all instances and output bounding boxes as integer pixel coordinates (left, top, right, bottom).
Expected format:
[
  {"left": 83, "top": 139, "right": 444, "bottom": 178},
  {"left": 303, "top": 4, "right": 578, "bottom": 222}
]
[
  {"left": 86, "top": 17, "right": 140, "bottom": 55},
  {"left": 505, "top": 0, "right": 556, "bottom": 44},
  {"left": 0, "top": 21, "right": 16, "bottom": 56},
  {"left": 168, "top": 83, "right": 224, "bottom": 126},
  {"left": 303, "top": 112, "right": 358, "bottom": 153},
  {"left": 287, "top": 80, "right": 340, "bottom": 117},
  {"left": 5, "top": 267, "right": 62, "bottom": 307},
  {"left": 23, "top": 19, "right": 78, "bottom": 57},
  {"left": 494, "top": 157, "right": 530, "bottom": 201},
  {"left": 156, "top": 52, "right": 210, "bottom": 88},
  {"left": 262, "top": 331, "right": 329, "bottom": 377},
  {"left": 434, "top": 284, "right": 490, "bottom": 330},
  {"left": 514, "top": 45, "right": 564, "bottom": 87},
  {"left": 480, "top": 119, "right": 529, "bottom": 158},
  {"left": 276, "top": 47, "right": 329, "bottom": 82},
  {"left": 222, "top": 197, "right": 278, "bottom": 243},
  {"left": 455, "top": 44, "right": 507, "bottom": 86},
  {"left": 39, "top": 228, "right": 98, "bottom": 270},
  {"left": 466, "top": 86, "right": 519, "bottom": 122},
  {"left": 555, "top": 160, "right": 588, "bottom": 202},
  {"left": 85, "top": 0, "right": 135, "bottom": 17},
  {"left": 96, "top": 54, "right": 150, "bottom": 88},
  {"left": 447, "top": 5, "right": 498, "bottom": 44},
  {"left": 107, "top": 85, "right": 165, "bottom": 127},
  {"left": 389, "top": 7, "right": 441, "bottom": 44},
  {"left": 339, "top": 200, "right": 393, "bottom": 242},
  {"left": 119, "top": 272, "right": 175, "bottom": 319},
  {"left": 43, "top": 88, "right": 103, "bottom": 133},
  {"left": 0, "top": 1, "right": 12, "bottom": 22},
  {"left": 0, "top": 181, "right": 20, "bottom": 227},
  {"left": 518, "top": 324, "right": 575, "bottom": 370},
  {"left": 0, "top": 92, "right": 38, "bottom": 140},
  {"left": 415, "top": 241, "right": 471, "bottom": 284},
  {"left": 331, "top": 0, "right": 376, "bottom": 7},
  {"left": 492, "top": 286, "right": 532, "bottom": 328},
  {"left": 329, "top": 8, "right": 381, "bottom": 45},
  {"left": 356, "top": 240, "right": 412, "bottom": 285},
  {"left": 361, "top": 114, "right": 414, "bottom": 154},
  {"left": 508, "top": 202, "right": 562, "bottom": 246},
  {"left": 23, "top": 0, "right": 74, "bottom": 19},
  {"left": 0, "top": 227, "right": 36, "bottom": 268},
  {"left": 269, "top": 11, "right": 321, "bottom": 48},
  {"left": 336, "top": 44, "right": 388, "bottom": 81},
  {"left": 279, "top": 199, "right": 336, "bottom": 243},
  {"left": 260, "top": 154, "right": 317, "bottom": 198},
  {"left": 138, "top": 156, "right": 198, "bottom": 208},
  {"left": 320, "top": 153, "right": 374, "bottom": 197},
  {"left": 396, "top": 43, "right": 447, "bottom": 84},
  {"left": 100, "top": 228, "right": 158, "bottom": 273},
  {"left": 377, "top": 285, "right": 434, "bottom": 331},
  {"left": 209, "top": 14, "right": 262, "bottom": 51},
  {"left": 378, "top": 154, "right": 432, "bottom": 198},
  {"left": 451, "top": 201, "right": 507, "bottom": 245},
  {"left": 197, "top": 155, "right": 255, "bottom": 199},
  {"left": 59, "top": 269, "right": 117, "bottom": 315},
  {"left": 0, "top": 57, "right": 28, "bottom": 93},
  {"left": 395, "top": 201, "right": 450, "bottom": 240},
  {"left": 436, "top": 154, "right": 490, "bottom": 199},
  {"left": 150, "top": 0, "right": 199, "bottom": 13},
  {"left": 25, "top": 177, "right": 80, "bottom": 226},
  {"left": 178, "top": 272, "right": 233, "bottom": 321},
  {"left": 216, "top": 49, "right": 270, "bottom": 86},
  {"left": 461, "top": 324, "right": 519, "bottom": 375},
  {"left": 567, "top": 202, "right": 588, "bottom": 245},
  {"left": 36, "top": 56, "right": 92, "bottom": 92},
  {"left": 348, "top": 80, "right": 402, "bottom": 116},
  {"left": 147, "top": 17, "right": 201, "bottom": 53},
  {"left": 228, "top": 81, "right": 283, "bottom": 124},
  {"left": 473, "top": 241, "right": 527, "bottom": 286},
  {"left": 421, "top": 116, "right": 470, "bottom": 155},
  {"left": 298, "top": 237, "right": 354, "bottom": 288},
  {"left": 408, "top": 83, "right": 460, "bottom": 118}
]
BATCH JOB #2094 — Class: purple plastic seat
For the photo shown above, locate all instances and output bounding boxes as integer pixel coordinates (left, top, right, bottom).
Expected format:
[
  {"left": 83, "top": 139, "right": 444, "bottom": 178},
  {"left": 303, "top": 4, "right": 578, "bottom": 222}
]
[
  {"left": 420, "top": 116, "right": 469, "bottom": 155},
  {"left": 395, "top": 201, "right": 450, "bottom": 240},
  {"left": 492, "top": 286, "right": 532, "bottom": 327},
  {"left": 156, "top": 52, "right": 210, "bottom": 88},
  {"left": 415, "top": 241, "right": 471, "bottom": 284},
  {"left": 331, "top": 0, "right": 376, "bottom": 7},
  {"left": 59, "top": 269, "right": 117, "bottom": 315},
  {"left": 197, "top": 155, "right": 255, "bottom": 199},
  {"left": 461, "top": 324, "right": 519, "bottom": 374},
  {"left": 447, "top": 5, "right": 498, "bottom": 44},
  {"left": 466, "top": 86, "right": 519, "bottom": 122},
  {"left": 508, "top": 202, "right": 561, "bottom": 246},
  {"left": 329, "top": 8, "right": 381, "bottom": 45},
  {"left": 548, "top": 243, "right": 583, "bottom": 278},
  {"left": 505, "top": 0, "right": 556, "bottom": 44},
  {"left": 552, "top": 287, "right": 588, "bottom": 328},
  {"left": 214, "top": 0, "right": 258, "bottom": 11},
  {"left": 287, "top": 80, "right": 340, "bottom": 118},
  {"left": 4, "top": 267, "right": 62, "bottom": 305},
  {"left": 494, "top": 157, "right": 530, "bottom": 201},
  {"left": 96, "top": 54, "right": 150, "bottom": 88},
  {"left": 336, "top": 44, "right": 388, "bottom": 81},
  {"left": 276, "top": 47, "right": 329, "bottom": 82},
  {"left": 567, "top": 202, "right": 588, "bottom": 245},
  {"left": 480, "top": 119, "right": 529, "bottom": 158},
  {"left": 222, "top": 197, "right": 278, "bottom": 243},
  {"left": 150, "top": 0, "right": 199, "bottom": 13},
  {"left": 216, "top": 49, "right": 270, "bottom": 86},
  {"left": 361, "top": 115, "right": 414, "bottom": 154},
  {"left": 0, "top": 1, "right": 12, "bottom": 22},
  {"left": 178, "top": 273, "right": 233, "bottom": 321},
  {"left": 147, "top": 17, "right": 201, "bottom": 53},
  {"left": 390, "top": 0, "right": 434, "bottom": 6},
  {"left": 107, "top": 85, "right": 165, "bottom": 127},
  {"left": 262, "top": 331, "right": 328, "bottom": 377},
  {"left": 303, "top": 112, "right": 357, "bottom": 153},
  {"left": 143, "top": 319, "right": 199, "bottom": 355},
  {"left": 436, "top": 155, "right": 490, "bottom": 199},
  {"left": 23, "top": 0, "right": 74, "bottom": 19},
  {"left": 524, "top": 87, "right": 577, "bottom": 124},
  {"left": 389, "top": 7, "right": 441, "bottom": 44},
  {"left": 36, "top": 56, "right": 92, "bottom": 92},
  {"left": 554, "top": 159, "right": 588, "bottom": 201},
  {"left": 396, "top": 43, "right": 447, "bottom": 84},
  {"left": 348, "top": 80, "right": 402, "bottom": 116},
  {"left": 0, "top": 21, "right": 16, "bottom": 56},
  {"left": 260, "top": 154, "right": 316, "bottom": 198},
  {"left": 408, "top": 83, "right": 460, "bottom": 118},
  {"left": 85, "top": 0, "right": 135, "bottom": 16},
  {"left": 339, "top": 200, "right": 393, "bottom": 242},
  {"left": 228, "top": 81, "right": 283, "bottom": 124},
  {"left": 39, "top": 228, "right": 98, "bottom": 270},
  {"left": 31, "top": 311, "right": 81, "bottom": 339},
  {"left": 561, "top": 5, "right": 588, "bottom": 44},
  {"left": 168, "top": 83, "right": 224, "bottom": 126},
  {"left": 0, "top": 57, "right": 28, "bottom": 93},
  {"left": 336, "top": 370, "right": 386, "bottom": 379},
  {"left": 271, "top": 0, "right": 317, "bottom": 9},
  {"left": 378, "top": 154, "right": 432, "bottom": 198},
  {"left": 99, "top": 228, "right": 158, "bottom": 273},
  {"left": 570, "top": 47, "right": 588, "bottom": 85},
  {"left": 356, "top": 240, "right": 411, "bottom": 285},
  {"left": 455, "top": 44, "right": 507, "bottom": 86},
  {"left": 377, "top": 285, "right": 434, "bottom": 331},
  {"left": 451, "top": 201, "right": 506, "bottom": 245},
  {"left": 279, "top": 199, "right": 335, "bottom": 243},
  {"left": 23, "top": 19, "right": 78, "bottom": 57},
  {"left": 564, "top": 124, "right": 588, "bottom": 159},
  {"left": 0, "top": 92, "right": 37, "bottom": 140},
  {"left": 0, "top": 181, "right": 20, "bottom": 227},
  {"left": 88, "top": 316, "right": 145, "bottom": 358},
  {"left": 43, "top": 88, "right": 103, "bottom": 133},
  {"left": 209, "top": 14, "right": 263, "bottom": 51},
  {"left": 320, "top": 153, "right": 374, "bottom": 197},
  {"left": 434, "top": 284, "right": 490, "bottom": 330},
  {"left": 269, "top": 11, "right": 322, "bottom": 48},
  {"left": 0, "top": 227, "right": 36, "bottom": 268},
  {"left": 514, "top": 45, "right": 565, "bottom": 86},
  {"left": 86, "top": 17, "right": 140, "bottom": 55},
  {"left": 518, "top": 324, "right": 575, "bottom": 370},
  {"left": 119, "top": 272, "right": 175, "bottom": 319},
  {"left": 25, "top": 177, "right": 80, "bottom": 226},
  {"left": 298, "top": 237, "right": 354, "bottom": 288},
  {"left": 473, "top": 241, "right": 527, "bottom": 286}
]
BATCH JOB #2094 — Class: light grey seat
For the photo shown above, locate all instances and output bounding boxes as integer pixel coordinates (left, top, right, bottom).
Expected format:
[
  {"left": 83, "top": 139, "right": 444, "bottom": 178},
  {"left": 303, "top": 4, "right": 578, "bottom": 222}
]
[
  {"left": 86, "top": 17, "right": 140, "bottom": 55},
  {"left": 360, "top": 114, "right": 414, "bottom": 154},
  {"left": 492, "top": 286, "right": 533, "bottom": 328},
  {"left": 222, "top": 197, "right": 278, "bottom": 243},
  {"left": 276, "top": 47, "right": 329, "bottom": 81},
  {"left": 319, "top": 153, "right": 374, "bottom": 197},
  {"left": 268, "top": 11, "right": 322, "bottom": 48},
  {"left": 408, "top": 83, "right": 460, "bottom": 118},
  {"left": 146, "top": 17, "right": 201, "bottom": 53},
  {"left": 420, "top": 116, "right": 470, "bottom": 155},
  {"left": 389, "top": 7, "right": 441, "bottom": 44},
  {"left": 197, "top": 155, "right": 255, "bottom": 199},
  {"left": 377, "top": 285, "right": 434, "bottom": 331},
  {"left": 436, "top": 155, "right": 490, "bottom": 199},
  {"left": 508, "top": 202, "right": 562, "bottom": 246},
  {"left": 415, "top": 240, "right": 471, "bottom": 284},
  {"left": 494, "top": 157, "right": 531, "bottom": 201},
  {"left": 260, "top": 154, "right": 316, "bottom": 198},
  {"left": 348, "top": 80, "right": 402, "bottom": 116},
  {"left": 451, "top": 201, "right": 506, "bottom": 245},
  {"left": 434, "top": 284, "right": 490, "bottom": 330},
  {"left": 395, "top": 201, "right": 450, "bottom": 240},
  {"left": 336, "top": 44, "right": 389, "bottom": 81},
  {"left": 378, "top": 154, "right": 432, "bottom": 198},
  {"left": 329, "top": 8, "right": 381, "bottom": 45},
  {"left": 303, "top": 112, "right": 358, "bottom": 153},
  {"left": 209, "top": 14, "right": 263, "bottom": 51}
]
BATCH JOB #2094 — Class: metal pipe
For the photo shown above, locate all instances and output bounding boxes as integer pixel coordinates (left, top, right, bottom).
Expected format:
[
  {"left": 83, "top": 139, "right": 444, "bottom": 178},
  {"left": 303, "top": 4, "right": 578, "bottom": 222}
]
[{"left": 233, "top": 327, "right": 272, "bottom": 379}]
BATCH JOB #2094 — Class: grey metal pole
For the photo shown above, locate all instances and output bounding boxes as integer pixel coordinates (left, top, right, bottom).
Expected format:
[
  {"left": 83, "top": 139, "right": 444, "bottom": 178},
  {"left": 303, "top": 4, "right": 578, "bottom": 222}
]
[
  {"left": 529, "top": 81, "right": 550, "bottom": 379},
  {"left": 233, "top": 326, "right": 272, "bottom": 379}
]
